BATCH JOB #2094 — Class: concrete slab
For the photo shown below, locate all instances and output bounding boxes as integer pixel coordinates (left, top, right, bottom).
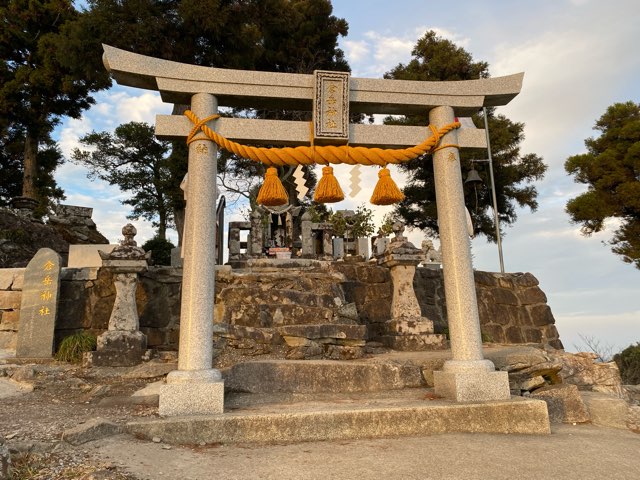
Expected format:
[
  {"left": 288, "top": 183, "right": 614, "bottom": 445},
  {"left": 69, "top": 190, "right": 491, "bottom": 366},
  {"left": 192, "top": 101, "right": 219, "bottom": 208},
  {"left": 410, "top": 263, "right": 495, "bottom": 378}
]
[{"left": 127, "top": 392, "right": 549, "bottom": 444}]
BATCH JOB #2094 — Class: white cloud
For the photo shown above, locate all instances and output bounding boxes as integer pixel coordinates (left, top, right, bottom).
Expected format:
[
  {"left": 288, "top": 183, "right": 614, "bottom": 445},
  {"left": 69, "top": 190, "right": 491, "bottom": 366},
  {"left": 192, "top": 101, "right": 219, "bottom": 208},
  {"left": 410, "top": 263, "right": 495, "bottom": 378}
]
[{"left": 343, "top": 40, "right": 370, "bottom": 64}]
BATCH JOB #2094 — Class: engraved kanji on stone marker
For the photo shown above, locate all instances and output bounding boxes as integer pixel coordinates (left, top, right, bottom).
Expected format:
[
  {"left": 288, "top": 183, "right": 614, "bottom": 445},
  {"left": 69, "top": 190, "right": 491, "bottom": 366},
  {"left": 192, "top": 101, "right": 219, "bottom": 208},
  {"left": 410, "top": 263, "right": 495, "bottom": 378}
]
[
  {"left": 313, "top": 70, "right": 350, "bottom": 144},
  {"left": 16, "top": 248, "right": 61, "bottom": 358}
]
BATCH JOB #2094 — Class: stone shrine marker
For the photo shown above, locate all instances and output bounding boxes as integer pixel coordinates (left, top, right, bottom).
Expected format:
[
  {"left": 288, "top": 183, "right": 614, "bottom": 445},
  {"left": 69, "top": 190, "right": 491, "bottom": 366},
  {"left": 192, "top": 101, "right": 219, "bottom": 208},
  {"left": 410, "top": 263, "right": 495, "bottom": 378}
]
[{"left": 16, "top": 248, "right": 61, "bottom": 358}]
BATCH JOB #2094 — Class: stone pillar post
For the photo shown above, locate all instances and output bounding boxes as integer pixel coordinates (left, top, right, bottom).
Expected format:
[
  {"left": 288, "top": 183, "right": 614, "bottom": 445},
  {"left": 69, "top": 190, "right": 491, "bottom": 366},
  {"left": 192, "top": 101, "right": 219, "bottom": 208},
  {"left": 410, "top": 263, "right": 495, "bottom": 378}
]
[
  {"left": 429, "top": 106, "right": 509, "bottom": 402},
  {"left": 160, "top": 93, "right": 224, "bottom": 416},
  {"left": 250, "top": 209, "right": 263, "bottom": 257},
  {"left": 301, "top": 212, "right": 314, "bottom": 257},
  {"left": 228, "top": 224, "right": 241, "bottom": 260}
]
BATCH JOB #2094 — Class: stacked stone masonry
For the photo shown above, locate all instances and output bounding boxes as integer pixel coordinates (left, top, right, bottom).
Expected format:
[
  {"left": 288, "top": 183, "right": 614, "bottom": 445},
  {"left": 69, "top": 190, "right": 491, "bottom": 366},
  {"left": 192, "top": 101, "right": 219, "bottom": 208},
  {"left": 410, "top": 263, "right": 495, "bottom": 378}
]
[{"left": 0, "top": 263, "right": 563, "bottom": 354}]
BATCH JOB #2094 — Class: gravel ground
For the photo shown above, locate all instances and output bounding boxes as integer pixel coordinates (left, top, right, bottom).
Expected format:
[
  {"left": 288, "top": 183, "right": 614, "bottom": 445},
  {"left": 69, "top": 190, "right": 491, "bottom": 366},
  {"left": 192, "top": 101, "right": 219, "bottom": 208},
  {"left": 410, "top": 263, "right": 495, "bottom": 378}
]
[{"left": 1, "top": 360, "right": 168, "bottom": 479}]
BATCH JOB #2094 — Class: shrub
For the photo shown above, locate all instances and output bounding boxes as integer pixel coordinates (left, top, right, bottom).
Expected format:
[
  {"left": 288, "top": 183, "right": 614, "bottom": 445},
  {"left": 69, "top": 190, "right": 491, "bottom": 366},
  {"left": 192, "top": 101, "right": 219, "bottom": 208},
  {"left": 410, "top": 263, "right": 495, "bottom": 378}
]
[
  {"left": 613, "top": 343, "right": 640, "bottom": 385},
  {"left": 142, "top": 236, "right": 176, "bottom": 266},
  {"left": 55, "top": 332, "right": 97, "bottom": 363}
]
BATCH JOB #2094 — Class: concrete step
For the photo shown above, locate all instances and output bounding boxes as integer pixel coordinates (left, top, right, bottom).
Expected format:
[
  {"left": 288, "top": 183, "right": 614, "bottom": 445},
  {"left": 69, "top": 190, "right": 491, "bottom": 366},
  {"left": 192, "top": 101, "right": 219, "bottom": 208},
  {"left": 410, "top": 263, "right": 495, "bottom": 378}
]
[
  {"left": 126, "top": 390, "right": 550, "bottom": 444},
  {"left": 223, "top": 359, "right": 424, "bottom": 394}
]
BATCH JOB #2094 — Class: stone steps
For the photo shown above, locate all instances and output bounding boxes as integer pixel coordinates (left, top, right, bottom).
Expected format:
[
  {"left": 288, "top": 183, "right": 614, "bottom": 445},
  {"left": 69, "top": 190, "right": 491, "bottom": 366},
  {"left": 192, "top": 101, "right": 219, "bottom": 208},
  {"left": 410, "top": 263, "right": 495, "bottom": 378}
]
[
  {"left": 126, "top": 392, "right": 550, "bottom": 444},
  {"left": 223, "top": 359, "right": 424, "bottom": 394}
]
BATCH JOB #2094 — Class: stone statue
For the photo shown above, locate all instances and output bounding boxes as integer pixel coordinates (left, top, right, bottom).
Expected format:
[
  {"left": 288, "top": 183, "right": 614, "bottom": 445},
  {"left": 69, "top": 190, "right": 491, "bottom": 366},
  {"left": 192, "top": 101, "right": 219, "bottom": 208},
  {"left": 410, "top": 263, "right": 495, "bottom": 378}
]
[
  {"left": 421, "top": 238, "right": 442, "bottom": 265},
  {"left": 391, "top": 221, "right": 407, "bottom": 243}
]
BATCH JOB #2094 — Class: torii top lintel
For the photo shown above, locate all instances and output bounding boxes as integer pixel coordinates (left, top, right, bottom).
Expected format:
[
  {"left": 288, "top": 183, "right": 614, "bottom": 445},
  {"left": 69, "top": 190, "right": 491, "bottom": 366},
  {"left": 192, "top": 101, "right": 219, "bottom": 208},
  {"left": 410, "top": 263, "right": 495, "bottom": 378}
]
[{"left": 102, "top": 44, "right": 523, "bottom": 117}]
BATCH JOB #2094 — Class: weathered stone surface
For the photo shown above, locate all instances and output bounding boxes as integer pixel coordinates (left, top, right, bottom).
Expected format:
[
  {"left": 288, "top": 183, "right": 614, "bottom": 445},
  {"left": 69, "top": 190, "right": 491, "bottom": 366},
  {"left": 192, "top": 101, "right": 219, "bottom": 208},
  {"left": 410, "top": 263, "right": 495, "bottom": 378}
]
[
  {"left": 127, "top": 397, "right": 550, "bottom": 445},
  {"left": 62, "top": 418, "right": 122, "bottom": 445},
  {"left": 0, "top": 309, "right": 19, "bottom": 331},
  {"left": 122, "top": 361, "right": 176, "bottom": 379},
  {"left": 159, "top": 381, "right": 224, "bottom": 416},
  {"left": 550, "top": 351, "right": 625, "bottom": 397},
  {"left": 627, "top": 405, "right": 640, "bottom": 434},
  {"left": 580, "top": 391, "right": 630, "bottom": 429},
  {"left": 16, "top": 249, "right": 61, "bottom": 358},
  {"left": 87, "top": 331, "right": 147, "bottom": 367},
  {"left": 0, "top": 268, "right": 23, "bottom": 290},
  {"left": 224, "top": 360, "right": 424, "bottom": 394},
  {"left": 377, "top": 334, "right": 447, "bottom": 351},
  {"left": 277, "top": 324, "right": 366, "bottom": 340},
  {"left": 530, "top": 384, "right": 590, "bottom": 424}
]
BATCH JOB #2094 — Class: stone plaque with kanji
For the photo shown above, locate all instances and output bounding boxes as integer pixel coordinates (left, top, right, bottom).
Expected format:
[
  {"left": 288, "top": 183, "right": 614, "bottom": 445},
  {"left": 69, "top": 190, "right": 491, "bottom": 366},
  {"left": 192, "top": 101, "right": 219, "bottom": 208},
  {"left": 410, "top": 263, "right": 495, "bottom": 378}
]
[
  {"left": 313, "top": 70, "right": 350, "bottom": 144},
  {"left": 16, "top": 248, "right": 61, "bottom": 358}
]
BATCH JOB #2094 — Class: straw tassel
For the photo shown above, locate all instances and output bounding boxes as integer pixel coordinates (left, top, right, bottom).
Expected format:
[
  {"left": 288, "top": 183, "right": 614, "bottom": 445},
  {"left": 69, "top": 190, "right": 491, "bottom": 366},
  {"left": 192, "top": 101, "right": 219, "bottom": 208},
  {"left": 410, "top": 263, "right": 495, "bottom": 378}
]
[
  {"left": 313, "top": 166, "right": 344, "bottom": 203},
  {"left": 370, "top": 167, "right": 405, "bottom": 205},
  {"left": 257, "top": 167, "right": 289, "bottom": 206}
]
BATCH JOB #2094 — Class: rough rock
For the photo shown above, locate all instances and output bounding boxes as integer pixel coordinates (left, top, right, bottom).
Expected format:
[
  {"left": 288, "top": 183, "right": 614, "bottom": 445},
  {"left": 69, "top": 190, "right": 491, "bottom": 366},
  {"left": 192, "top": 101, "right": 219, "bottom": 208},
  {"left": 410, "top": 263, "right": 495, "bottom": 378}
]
[
  {"left": 487, "top": 346, "right": 562, "bottom": 393},
  {"left": 580, "top": 391, "right": 630, "bottom": 429},
  {"left": 121, "top": 361, "right": 176, "bottom": 379},
  {"left": 530, "top": 384, "right": 590, "bottom": 424},
  {"left": 0, "top": 378, "right": 33, "bottom": 399},
  {"left": 550, "top": 351, "right": 625, "bottom": 397},
  {"left": 627, "top": 405, "right": 640, "bottom": 434},
  {"left": 10, "top": 365, "right": 35, "bottom": 383},
  {"left": 0, "top": 437, "right": 9, "bottom": 480},
  {"left": 62, "top": 418, "right": 122, "bottom": 445}
]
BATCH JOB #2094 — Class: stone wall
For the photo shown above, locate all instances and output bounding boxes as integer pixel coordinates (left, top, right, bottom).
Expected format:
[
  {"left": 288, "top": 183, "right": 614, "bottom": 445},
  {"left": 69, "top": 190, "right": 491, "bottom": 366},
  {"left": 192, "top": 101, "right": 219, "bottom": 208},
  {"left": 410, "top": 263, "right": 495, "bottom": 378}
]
[
  {"left": 337, "top": 264, "right": 562, "bottom": 350},
  {"left": 0, "top": 262, "right": 563, "bottom": 352},
  {"left": 0, "top": 268, "right": 23, "bottom": 349}
]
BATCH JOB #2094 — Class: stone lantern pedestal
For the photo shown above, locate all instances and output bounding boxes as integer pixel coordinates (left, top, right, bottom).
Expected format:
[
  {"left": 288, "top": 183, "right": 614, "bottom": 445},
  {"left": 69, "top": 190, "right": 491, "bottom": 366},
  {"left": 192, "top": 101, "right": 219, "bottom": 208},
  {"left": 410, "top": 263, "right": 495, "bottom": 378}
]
[
  {"left": 376, "top": 224, "right": 446, "bottom": 350},
  {"left": 87, "top": 224, "right": 150, "bottom": 367}
]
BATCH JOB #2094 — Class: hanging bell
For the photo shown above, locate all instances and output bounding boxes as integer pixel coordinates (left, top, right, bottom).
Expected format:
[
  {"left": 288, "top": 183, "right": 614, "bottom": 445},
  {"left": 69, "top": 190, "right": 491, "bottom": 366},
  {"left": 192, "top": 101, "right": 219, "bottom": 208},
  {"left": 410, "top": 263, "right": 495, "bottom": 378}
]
[{"left": 464, "top": 168, "right": 483, "bottom": 185}]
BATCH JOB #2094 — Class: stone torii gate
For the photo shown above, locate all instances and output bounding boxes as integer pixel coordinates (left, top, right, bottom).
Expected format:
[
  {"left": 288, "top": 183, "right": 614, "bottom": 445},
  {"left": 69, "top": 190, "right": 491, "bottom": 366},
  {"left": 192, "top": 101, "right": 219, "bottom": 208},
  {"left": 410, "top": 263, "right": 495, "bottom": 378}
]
[{"left": 102, "top": 45, "right": 524, "bottom": 416}]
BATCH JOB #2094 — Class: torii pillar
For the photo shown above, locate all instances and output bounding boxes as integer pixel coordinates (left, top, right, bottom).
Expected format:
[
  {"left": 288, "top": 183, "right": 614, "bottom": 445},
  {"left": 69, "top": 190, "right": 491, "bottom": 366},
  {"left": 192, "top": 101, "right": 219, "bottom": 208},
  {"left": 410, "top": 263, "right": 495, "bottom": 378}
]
[
  {"left": 159, "top": 93, "right": 225, "bottom": 415},
  {"left": 430, "top": 106, "right": 509, "bottom": 401},
  {"left": 101, "top": 45, "right": 521, "bottom": 414}
]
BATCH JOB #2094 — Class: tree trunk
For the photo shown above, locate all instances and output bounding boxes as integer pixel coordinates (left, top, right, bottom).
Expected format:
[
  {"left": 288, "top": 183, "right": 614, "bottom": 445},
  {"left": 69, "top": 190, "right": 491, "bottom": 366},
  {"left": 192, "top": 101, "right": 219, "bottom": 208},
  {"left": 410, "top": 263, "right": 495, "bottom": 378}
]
[
  {"left": 174, "top": 207, "right": 185, "bottom": 246},
  {"left": 22, "top": 129, "right": 38, "bottom": 199},
  {"left": 157, "top": 207, "right": 167, "bottom": 240}
]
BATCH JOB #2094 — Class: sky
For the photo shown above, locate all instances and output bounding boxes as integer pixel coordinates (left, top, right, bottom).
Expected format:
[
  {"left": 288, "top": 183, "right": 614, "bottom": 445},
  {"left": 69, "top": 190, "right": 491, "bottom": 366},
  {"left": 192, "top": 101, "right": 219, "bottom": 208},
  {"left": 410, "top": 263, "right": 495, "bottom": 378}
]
[{"left": 52, "top": 0, "right": 640, "bottom": 355}]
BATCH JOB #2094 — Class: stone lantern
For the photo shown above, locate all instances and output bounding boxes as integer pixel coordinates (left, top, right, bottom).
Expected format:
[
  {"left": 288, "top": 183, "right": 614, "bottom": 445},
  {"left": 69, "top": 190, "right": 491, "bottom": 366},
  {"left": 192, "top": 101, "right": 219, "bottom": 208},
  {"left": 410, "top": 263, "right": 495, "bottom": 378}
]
[
  {"left": 88, "top": 224, "right": 151, "bottom": 367},
  {"left": 376, "top": 222, "right": 446, "bottom": 350}
]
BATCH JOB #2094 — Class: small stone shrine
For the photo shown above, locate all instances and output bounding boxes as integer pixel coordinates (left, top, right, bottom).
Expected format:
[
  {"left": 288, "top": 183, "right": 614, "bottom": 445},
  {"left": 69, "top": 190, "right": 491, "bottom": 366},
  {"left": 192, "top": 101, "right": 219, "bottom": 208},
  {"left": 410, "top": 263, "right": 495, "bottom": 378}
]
[
  {"left": 376, "top": 223, "right": 446, "bottom": 350},
  {"left": 16, "top": 248, "right": 61, "bottom": 358},
  {"left": 87, "top": 224, "right": 150, "bottom": 367}
]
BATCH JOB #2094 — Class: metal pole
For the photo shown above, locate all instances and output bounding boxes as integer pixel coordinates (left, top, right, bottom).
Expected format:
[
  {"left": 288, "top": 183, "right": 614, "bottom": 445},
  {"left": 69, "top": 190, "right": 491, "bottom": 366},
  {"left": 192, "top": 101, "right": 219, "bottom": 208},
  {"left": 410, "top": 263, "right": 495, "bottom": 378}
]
[{"left": 482, "top": 107, "right": 505, "bottom": 273}]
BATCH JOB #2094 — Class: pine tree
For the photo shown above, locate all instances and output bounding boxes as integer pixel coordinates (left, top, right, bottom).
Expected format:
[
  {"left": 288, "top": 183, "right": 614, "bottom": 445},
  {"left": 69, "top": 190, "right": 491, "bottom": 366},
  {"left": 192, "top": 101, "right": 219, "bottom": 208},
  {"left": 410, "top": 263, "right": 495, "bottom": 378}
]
[
  {"left": 0, "top": 1, "right": 100, "bottom": 205},
  {"left": 565, "top": 101, "right": 640, "bottom": 269},
  {"left": 384, "top": 31, "right": 546, "bottom": 241}
]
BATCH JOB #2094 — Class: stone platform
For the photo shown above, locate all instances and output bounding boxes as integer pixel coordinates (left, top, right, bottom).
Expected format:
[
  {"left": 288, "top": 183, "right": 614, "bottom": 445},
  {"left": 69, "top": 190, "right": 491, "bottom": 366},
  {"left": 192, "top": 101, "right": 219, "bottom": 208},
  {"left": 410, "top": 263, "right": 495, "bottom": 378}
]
[{"left": 126, "top": 390, "right": 550, "bottom": 444}]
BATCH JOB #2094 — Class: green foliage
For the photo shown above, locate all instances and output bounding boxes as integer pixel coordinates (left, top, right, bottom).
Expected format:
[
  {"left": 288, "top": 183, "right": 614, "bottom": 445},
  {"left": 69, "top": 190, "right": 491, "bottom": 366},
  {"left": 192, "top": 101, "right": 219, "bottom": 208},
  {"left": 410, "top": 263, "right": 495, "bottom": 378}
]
[
  {"left": 613, "top": 343, "right": 640, "bottom": 385},
  {"left": 72, "top": 122, "right": 175, "bottom": 239},
  {"left": 565, "top": 101, "right": 640, "bottom": 269},
  {"left": 64, "top": 1, "right": 349, "bottom": 207},
  {"left": 379, "top": 212, "right": 398, "bottom": 236},
  {"left": 142, "top": 236, "right": 176, "bottom": 266},
  {"left": 327, "top": 204, "right": 375, "bottom": 238},
  {"left": 0, "top": 0, "right": 103, "bottom": 202},
  {"left": 384, "top": 30, "right": 546, "bottom": 242},
  {"left": 55, "top": 332, "right": 97, "bottom": 363}
]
